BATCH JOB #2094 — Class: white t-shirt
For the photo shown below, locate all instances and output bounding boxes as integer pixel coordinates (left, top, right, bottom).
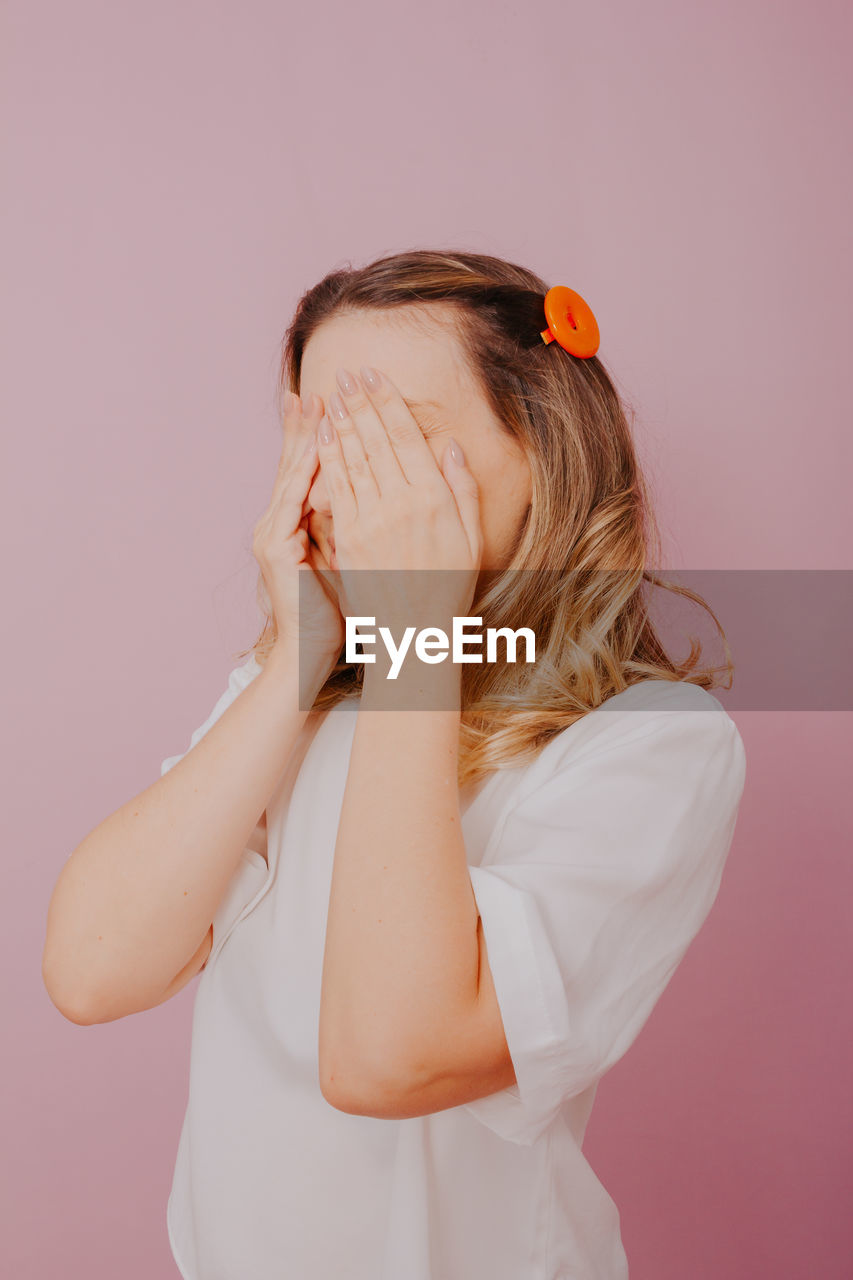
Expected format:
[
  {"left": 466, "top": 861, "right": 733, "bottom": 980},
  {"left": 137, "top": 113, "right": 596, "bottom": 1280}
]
[{"left": 160, "top": 655, "right": 746, "bottom": 1280}]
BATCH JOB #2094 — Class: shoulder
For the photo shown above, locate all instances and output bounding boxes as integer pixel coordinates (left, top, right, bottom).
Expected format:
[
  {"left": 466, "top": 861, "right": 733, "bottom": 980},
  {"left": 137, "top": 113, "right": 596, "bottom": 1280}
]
[
  {"left": 482, "top": 680, "right": 747, "bottom": 893},
  {"left": 516, "top": 679, "right": 745, "bottom": 803}
]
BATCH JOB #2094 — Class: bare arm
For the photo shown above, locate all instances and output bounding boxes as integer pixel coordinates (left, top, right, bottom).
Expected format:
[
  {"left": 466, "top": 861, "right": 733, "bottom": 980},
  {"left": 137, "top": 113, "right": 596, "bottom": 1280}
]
[
  {"left": 318, "top": 658, "right": 480, "bottom": 1106},
  {"left": 43, "top": 643, "right": 326, "bottom": 1024},
  {"left": 124, "top": 805, "right": 269, "bottom": 1011}
]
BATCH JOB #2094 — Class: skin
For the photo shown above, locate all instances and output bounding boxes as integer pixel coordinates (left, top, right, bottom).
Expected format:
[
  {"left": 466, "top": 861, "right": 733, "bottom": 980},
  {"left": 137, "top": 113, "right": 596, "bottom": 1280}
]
[
  {"left": 300, "top": 307, "right": 532, "bottom": 582},
  {"left": 41, "top": 307, "right": 534, "bottom": 1060},
  {"left": 286, "top": 307, "right": 531, "bottom": 1114}
]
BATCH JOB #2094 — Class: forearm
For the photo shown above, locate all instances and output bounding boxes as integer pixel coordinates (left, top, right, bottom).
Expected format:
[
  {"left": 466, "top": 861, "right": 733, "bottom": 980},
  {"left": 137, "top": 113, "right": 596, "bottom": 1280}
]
[
  {"left": 44, "top": 643, "right": 323, "bottom": 1020},
  {"left": 319, "top": 660, "right": 480, "bottom": 1098}
]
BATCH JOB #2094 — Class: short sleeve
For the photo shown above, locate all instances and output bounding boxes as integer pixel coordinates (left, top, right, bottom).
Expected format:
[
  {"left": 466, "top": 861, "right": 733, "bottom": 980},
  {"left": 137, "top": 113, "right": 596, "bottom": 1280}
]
[
  {"left": 462, "top": 688, "right": 747, "bottom": 1146},
  {"left": 159, "top": 653, "right": 262, "bottom": 777}
]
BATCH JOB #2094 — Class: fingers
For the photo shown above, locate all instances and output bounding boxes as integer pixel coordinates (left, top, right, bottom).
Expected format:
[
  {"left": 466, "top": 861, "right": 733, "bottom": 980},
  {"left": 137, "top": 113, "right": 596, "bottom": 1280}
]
[
  {"left": 326, "top": 388, "right": 379, "bottom": 506},
  {"left": 300, "top": 389, "right": 322, "bottom": 429},
  {"left": 270, "top": 389, "right": 319, "bottom": 503},
  {"left": 349, "top": 365, "right": 441, "bottom": 489},
  {"left": 258, "top": 394, "right": 321, "bottom": 544},
  {"left": 441, "top": 439, "right": 483, "bottom": 564},
  {"left": 274, "top": 429, "right": 318, "bottom": 531},
  {"left": 315, "top": 413, "right": 359, "bottom": 523},
  {"left": 328, "top": 370, "right": 409, "bottom": 496}
]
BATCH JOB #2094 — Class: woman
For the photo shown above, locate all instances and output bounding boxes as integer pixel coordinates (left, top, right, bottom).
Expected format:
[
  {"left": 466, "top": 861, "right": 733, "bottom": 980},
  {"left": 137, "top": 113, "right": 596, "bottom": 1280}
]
[{"left": 43, "top": 249, "right": 747, "bottom": 1280}]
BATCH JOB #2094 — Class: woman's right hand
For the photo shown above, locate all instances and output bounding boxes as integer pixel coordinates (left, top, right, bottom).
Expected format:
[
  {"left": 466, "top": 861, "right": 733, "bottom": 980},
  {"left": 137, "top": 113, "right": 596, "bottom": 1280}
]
[{"left": 252, "top": 391, "right": 345, "bottom": 673}]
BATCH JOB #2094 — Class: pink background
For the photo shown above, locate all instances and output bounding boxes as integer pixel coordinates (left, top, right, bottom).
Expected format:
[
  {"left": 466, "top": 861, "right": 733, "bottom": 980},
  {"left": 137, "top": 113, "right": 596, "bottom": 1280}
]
[{"left": 4, "top": 1, "right": 851, "bottom": 1276}]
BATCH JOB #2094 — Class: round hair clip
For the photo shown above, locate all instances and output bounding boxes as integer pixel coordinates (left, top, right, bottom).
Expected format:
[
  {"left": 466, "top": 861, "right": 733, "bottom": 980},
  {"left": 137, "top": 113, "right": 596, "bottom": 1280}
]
[{"left": 540, "top": 285, "right": 600, "bottom": 358}]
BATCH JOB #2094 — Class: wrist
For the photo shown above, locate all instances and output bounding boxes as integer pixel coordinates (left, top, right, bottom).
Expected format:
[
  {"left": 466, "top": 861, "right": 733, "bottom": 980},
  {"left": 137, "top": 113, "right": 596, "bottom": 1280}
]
[
  {"left": 361, "top": 646, "right": 462, "bottom": 712},
  {"left": 265, "top": 641, "right": 339, "bottom": 705}
]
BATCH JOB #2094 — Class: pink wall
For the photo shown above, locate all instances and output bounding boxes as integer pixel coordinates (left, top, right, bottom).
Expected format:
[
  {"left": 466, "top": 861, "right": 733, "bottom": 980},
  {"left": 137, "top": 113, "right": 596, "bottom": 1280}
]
[{"left": 5, "top": 1, "right": 850, "bottom": 1276}]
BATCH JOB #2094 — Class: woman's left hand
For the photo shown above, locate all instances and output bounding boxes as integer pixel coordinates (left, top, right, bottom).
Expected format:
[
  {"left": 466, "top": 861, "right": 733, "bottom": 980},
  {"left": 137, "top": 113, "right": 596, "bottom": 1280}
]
[{"left": 316, "top": 366, "right": 483, "bottom": 632}]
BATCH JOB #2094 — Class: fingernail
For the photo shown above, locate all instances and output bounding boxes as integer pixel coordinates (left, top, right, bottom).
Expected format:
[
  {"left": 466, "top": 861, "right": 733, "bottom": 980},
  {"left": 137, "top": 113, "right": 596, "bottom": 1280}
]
[
  {"left": 317, "top": 415, "right": 334, "bottom": 445},
  {"left": 361, "top": 365, "right": 380, "bottom": 391},
  {"left": 329, "top": 390, "right": 348, "bottom": 421},
  {"left": 302, "top": 391, "right": 313, "bottom": 416},
  {"left": 302, "top": 433, "right": 317, "bottom": 456},
  {"left": 336, "top": 366, "right": 358, "bottom": 396},
  {"left": 286, "top": 390, "right": 300, "bottom": 414},
  {"left": 449, "top": 437, "right": 465, "bottom": 466}
]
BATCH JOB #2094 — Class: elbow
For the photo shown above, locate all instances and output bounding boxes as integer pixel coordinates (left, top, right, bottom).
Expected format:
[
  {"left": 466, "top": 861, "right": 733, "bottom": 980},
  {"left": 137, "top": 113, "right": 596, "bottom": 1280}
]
[
  {"left": 319, "top": 1065, "right": 361, "bottom": 1114},
  {"left": 318, "top": 1026, "right": 414, "bottom": 1118},
  {"left": 319, "top": 1063, "right": 406, "bottom": 1119},
  {"left": 42, "top": 952, "right": 103, "bottom": 1025},
  {"left": 317, "top": 1024, "right": 360, "bottom": 1111},
  {"left": 42, "top": 879, "right": 110, "bottom": 1025},
  {"left": 41, "top": 942, "right": 127, "bottom": 1026}
]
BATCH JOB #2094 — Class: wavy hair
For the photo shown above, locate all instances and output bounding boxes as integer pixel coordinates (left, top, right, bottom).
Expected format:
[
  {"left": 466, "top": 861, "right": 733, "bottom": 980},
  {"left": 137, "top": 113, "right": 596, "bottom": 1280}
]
[{"left": 235, "top": 248, "right": 733, "bottom": 790}]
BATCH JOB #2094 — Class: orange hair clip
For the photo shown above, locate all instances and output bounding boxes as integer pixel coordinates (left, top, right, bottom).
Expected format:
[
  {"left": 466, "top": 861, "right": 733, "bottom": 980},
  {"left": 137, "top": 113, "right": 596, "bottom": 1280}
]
[{"left": 540, "top": 285, "right": 600, "bottom": 358}]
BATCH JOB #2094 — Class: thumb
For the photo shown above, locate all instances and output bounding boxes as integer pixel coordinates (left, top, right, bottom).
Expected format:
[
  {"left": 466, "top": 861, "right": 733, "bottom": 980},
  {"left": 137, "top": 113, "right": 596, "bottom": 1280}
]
[{"left": 442, "top": 438, "right": 482, "bottom": 559}]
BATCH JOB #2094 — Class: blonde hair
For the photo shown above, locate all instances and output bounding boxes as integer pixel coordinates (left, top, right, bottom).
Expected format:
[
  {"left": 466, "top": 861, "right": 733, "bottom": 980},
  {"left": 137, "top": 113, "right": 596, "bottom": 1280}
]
[{"left": 236, "top": 248, "right": 733, "bottom": 790}]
